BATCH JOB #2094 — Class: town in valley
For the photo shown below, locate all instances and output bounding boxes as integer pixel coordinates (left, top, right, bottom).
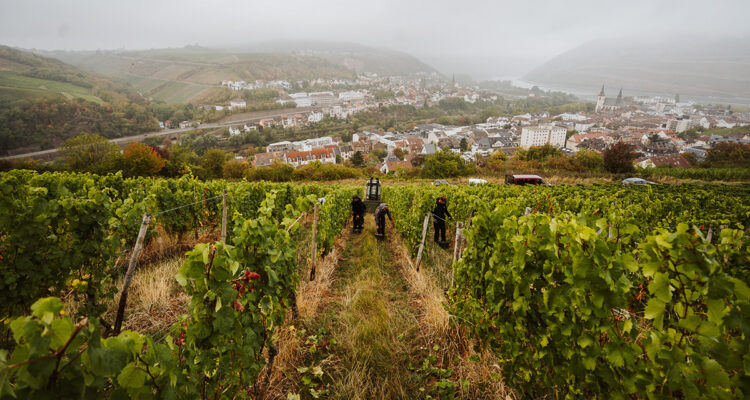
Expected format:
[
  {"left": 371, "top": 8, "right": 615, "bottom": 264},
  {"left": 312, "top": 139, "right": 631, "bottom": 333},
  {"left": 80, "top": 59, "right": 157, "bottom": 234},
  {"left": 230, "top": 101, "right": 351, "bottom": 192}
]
[{"left": 158, "top": 74, "right": 749, "bottom": 174}]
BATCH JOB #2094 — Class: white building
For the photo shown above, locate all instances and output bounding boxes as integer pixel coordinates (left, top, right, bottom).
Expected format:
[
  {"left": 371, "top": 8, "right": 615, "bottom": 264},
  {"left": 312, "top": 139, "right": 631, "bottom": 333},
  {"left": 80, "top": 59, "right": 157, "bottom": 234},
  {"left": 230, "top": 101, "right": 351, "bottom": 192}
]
[
  {"left": 307, "top": 112, "right": 324, "bottom": 123},
  {"left": 267, "top": 141, "right": 295, "bottom": 153},
  {"left": 228, "top": 126, "right": 241, "bottom": 136},
  {"left": 179, "top": 120, "right": 198, "bottom": 129},
  {"left": 281, "top": 115, "right": 297, "bottom": 129},
  {"left": 666, "top": 118, "right": 691, "bottom": 133},
  {"left": 716, "top": 119, "right": 736, "bottom": 129},
  {"left": 338, "top": 91, "right": 365, "bottom": 102},
  {"left": 327, "top": 105, "right": 348, "bottom": 119},
  {"left": 574, "top": 123, "right": 595, "bottom": 133},
  {"left": 288, "top": 93, "right": 313, "bottom": 107},
  {"left": 656, "top": 103, "right": 671, "bottom": 114},
  {"left": 520, "top": 125, "right": 567, "bottom": 149},
  {"left": 698, "top": 117, "right": 711, "bottom": 130},
  {"left": 557, "top": 113, "right": 588, "bottom": 122},
  {"left": 310, "top": 92, "right": 337, "bottom": 107},
  {"left": 303, "top": 136, "right": 334, "bottom": 150},
  {"left": 229, "top": 99, "right": 246, "bottom": 109}
]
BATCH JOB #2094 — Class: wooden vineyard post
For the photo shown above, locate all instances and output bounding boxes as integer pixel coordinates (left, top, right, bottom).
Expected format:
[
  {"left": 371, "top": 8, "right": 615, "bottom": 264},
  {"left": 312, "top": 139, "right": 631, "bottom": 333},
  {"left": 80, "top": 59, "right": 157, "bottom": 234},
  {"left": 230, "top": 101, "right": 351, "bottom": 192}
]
[
  {"left": 458, "top": 233, "right": 466, "bottom": 260},
  {"left": 415, "top": 213, "right": 430, "bottom": 271},
  {"left": 456, "top": 210, "right": 473, "bottom": 267},
  {"left": 451, "top": 221, "right": 464, "bottom": 288},
  {"left": 309, "top": 203, "right": 319, "bottom": 281},
  {"left": 114, "top": 212, "right": 151, "bottom": 335},
  {"left": 221, "top": 189, "right": 228, "bottom": 242}
]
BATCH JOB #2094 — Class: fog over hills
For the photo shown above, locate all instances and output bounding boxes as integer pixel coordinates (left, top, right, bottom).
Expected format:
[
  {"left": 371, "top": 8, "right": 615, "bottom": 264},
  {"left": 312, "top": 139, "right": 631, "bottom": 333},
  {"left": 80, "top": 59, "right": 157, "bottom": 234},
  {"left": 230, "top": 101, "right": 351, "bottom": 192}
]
[
  {"left": 2, "top": 0, "right": 749, "bottom": 105},
  {"left": 0, "top": 45, "right": 128, "bottom": 104},
  {"left": 36, "top": 42, "right": 437, "bottom": 103},
  {"left": 233, "top": 41, "right": 437, "bottom": 76},
  {"left": 523, "top": 35, "right": 750, "bottom": 105}
]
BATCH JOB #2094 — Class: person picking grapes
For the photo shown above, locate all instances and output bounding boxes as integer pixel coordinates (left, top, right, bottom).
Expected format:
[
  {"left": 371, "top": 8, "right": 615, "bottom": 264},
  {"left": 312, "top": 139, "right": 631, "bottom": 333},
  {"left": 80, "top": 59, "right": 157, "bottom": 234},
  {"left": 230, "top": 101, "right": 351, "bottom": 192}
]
[
  {"left": 432, "top": 196, "right": 452, "bottom": 243},
  {"left": 374, "top": 203, "right": 393, "bottom": 237},
  {"left": 351, "top": 194, "right": 366, "bottom": 233}
]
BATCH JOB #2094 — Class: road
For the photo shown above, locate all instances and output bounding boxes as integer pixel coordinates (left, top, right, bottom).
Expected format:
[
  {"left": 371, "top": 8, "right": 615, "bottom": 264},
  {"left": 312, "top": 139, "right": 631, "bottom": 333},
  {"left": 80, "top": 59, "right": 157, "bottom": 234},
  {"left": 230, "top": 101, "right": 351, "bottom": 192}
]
[{"left": 1, "top": 107, "right": 320, "bottom": 160}]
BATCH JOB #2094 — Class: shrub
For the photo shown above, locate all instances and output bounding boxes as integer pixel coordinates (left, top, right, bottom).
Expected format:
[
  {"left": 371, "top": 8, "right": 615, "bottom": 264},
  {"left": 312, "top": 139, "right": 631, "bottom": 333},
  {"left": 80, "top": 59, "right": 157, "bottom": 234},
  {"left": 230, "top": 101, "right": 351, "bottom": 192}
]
[
  {"left": 602, "top": 142, "right": 637, "bottom": 173},
  {"left": 291, "top": 161, "right": 361, "bottom": 181},
  {"left": 420, "top": 149, "right": 475, "bottom": 178}
]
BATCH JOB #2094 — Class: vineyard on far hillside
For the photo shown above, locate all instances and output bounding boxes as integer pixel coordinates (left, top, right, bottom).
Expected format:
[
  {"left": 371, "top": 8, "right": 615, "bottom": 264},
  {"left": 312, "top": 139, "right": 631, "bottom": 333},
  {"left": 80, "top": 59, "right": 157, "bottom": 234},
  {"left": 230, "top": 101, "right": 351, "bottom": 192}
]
[{"left": 1, "top": 171, "right": 749, "bottom": 398}]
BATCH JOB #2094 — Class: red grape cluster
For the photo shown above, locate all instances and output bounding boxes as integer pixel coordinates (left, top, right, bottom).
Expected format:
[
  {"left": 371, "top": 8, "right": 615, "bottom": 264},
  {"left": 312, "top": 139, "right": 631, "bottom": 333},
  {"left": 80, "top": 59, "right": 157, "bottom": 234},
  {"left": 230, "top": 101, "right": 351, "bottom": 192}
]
[
  {"left": 173, "top": 320, "right": 188, "bottom": 346},
  {"left": 231, "top": 270, "right": 262, "bottom": 310}
]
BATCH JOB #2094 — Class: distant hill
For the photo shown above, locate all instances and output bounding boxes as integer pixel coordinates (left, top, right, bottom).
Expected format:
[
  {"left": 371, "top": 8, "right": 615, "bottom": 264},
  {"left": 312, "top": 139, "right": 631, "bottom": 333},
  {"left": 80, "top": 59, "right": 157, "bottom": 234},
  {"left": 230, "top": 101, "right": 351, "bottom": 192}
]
[
  {"left": 237, "top": 41, "right": 438, "bottom": 76},
  {"left": 44, "top": 46, "right": 361, "bottom": 104},
  {"left": 0, "top": 45, "right": 130, "bottom": 104},
  {"left": 0, "top": 46, "right": 163, "bottom": 155},
  {"left": 523, "top": 36, "right": 750, "bottom": 105}
]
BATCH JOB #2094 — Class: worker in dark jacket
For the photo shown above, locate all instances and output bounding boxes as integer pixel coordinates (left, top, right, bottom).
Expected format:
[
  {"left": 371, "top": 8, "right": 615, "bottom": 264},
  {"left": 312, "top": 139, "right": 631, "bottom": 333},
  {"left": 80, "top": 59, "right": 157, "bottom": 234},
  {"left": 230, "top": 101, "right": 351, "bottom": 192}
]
[
  {"left": 351, "top": 195, "right": 366, "bottom": 232},
  {"left": 432, "top": 196, "right": 452, "bottom": 243},
  {"left": 374, "top": 203, "right": 392, "bottom": 236}
]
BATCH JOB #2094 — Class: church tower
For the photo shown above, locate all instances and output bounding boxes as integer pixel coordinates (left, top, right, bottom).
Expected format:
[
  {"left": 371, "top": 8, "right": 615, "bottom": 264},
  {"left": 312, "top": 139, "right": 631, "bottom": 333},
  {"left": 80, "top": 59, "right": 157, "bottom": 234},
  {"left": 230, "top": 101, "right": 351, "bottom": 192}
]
[
  {"left": 595, "top": 85, "right": 606, "bottom": 112},
  {"left": 616, "top": 88, "right": 623, "bottom": 106}
]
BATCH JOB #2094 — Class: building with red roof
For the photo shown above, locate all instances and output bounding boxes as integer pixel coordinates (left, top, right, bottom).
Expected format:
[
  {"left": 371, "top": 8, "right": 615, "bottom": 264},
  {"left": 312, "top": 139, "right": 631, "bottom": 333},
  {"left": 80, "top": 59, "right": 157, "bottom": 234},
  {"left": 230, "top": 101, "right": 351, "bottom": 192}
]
[{"left": 285, "top": 148, "right": 337, "bottom": 167}]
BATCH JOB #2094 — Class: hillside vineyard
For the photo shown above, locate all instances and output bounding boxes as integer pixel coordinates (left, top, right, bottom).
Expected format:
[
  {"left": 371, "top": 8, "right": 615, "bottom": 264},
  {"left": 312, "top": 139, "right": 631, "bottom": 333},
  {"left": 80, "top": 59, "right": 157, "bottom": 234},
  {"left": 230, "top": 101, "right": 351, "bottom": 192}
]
[{"left": 0, "top": 171, "right": 749, "bottom": 398}]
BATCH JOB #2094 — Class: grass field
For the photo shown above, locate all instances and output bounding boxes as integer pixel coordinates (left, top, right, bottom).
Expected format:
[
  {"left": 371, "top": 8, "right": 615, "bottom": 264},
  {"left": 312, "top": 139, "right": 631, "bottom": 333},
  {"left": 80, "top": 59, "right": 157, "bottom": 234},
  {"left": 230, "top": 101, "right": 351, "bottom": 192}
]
[{"left": 0, "top": 71, "right": 103, "bottom": 103}]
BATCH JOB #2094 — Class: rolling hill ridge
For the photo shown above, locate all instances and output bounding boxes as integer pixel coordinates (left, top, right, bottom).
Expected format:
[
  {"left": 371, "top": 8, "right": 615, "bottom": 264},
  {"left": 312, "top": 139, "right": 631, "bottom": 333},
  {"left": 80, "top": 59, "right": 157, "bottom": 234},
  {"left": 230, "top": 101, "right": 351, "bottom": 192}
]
[
  {"left": 45, "top": 46, "right": 357, "bottom": 104},
  {"left": 42, "top": 43, "right": 438, "bottom": 104},
  {"left": 0, "top": 45, "right": 133, "bottom": 104},
  {"left": 523, "top": 36, "right": 750, "bottom": 105},
  {"left": 236, "top": 40, "right": 438, "bottom": 76}
]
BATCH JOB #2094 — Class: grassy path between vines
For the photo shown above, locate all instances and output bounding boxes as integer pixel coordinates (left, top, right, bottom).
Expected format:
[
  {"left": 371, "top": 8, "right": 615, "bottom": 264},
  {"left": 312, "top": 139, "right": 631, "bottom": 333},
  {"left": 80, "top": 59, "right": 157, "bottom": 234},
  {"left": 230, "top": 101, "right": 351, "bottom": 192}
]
[
  {"left": 309, "top": 215, "right": 425, "bottom": 398},
  {"left": 266, "top": 214, "right": 512, "bottom": 399}
]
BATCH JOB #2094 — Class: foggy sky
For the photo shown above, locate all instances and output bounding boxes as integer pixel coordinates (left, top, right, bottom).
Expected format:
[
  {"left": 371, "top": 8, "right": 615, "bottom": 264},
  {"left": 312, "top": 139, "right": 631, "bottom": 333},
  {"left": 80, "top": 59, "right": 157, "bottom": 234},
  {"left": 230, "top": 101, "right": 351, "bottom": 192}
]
[{"left": 1, "top": 0, "right": 749, "bottom": 78}]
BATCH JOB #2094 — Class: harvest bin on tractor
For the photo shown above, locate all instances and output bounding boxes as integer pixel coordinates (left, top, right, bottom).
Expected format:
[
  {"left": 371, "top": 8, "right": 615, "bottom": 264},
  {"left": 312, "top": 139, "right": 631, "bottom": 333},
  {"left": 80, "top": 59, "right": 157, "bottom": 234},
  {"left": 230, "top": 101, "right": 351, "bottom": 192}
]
[{"left": 364, "top": 177, "right": 382, "bottom": 212}]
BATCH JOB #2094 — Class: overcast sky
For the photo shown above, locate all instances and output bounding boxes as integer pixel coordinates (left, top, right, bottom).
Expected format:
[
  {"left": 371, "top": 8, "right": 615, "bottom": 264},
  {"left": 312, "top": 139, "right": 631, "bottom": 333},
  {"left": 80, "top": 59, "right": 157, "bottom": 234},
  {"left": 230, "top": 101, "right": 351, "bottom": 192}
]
[{"left": 1, "top": 0, "right": 749, "bottom": 77}]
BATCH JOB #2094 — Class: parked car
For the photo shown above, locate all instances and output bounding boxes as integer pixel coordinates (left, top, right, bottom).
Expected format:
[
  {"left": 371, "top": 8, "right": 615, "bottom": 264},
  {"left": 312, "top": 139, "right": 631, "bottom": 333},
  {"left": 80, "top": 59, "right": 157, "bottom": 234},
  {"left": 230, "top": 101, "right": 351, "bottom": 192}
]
[
  {"left": 505, "top": 174, "right": 550, "bottom": 186},
  {"left": 622, "top": 177, "right": 657, "bottom": 186},
  {"left": 468, "top": 178, "right": 488, "bottom": 185},
  {"left": 433, "top": 179, "right": 456, "bottom": 187}
]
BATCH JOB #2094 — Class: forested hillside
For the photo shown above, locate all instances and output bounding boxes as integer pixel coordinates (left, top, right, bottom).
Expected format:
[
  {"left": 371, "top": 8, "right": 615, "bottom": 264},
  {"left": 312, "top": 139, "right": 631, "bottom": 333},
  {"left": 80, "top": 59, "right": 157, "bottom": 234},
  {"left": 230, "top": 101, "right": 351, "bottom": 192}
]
[
  {"left": 0, "top": 97, "right": 159, "bottom": 154},
  {"left": 0, "top": 46, "right": 163, "bottom": 154}
]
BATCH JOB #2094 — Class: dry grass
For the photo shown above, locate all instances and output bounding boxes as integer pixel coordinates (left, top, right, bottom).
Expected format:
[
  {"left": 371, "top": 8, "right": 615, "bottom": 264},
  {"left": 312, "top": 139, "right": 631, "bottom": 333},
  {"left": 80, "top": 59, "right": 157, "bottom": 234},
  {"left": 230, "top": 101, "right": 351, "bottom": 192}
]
[
  {"left": 261, "top": 324, "right": 304, "bottom": 399},
  {"left": 267, "top": 217, "right": 423, "bottom": 399},
  {"left": 266, "top": 216, "right": 515, "bottom": 399},
  {"left": 59, "top": 228, "right": 198, "bottom": 335},
  {"left": 386, "top": 224, "right": 516, "bottom": 399},
  {"left": 296, "top": 223, "right": 350, "bottom": 323},
  {"left": 137, "top": 226, "right": 220, "bottom": 266},
  {"left": 102, "top": 257, "right": 189, "bottom": 337},
  {"left": 324, "top": 219, "right": 418, "bottom": 399},
  {"left": 95, "top": 227, "right": 218, "bottom": 336},
  {"left": 261, "top": 218, "right": 352, "bottom": 399}
]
